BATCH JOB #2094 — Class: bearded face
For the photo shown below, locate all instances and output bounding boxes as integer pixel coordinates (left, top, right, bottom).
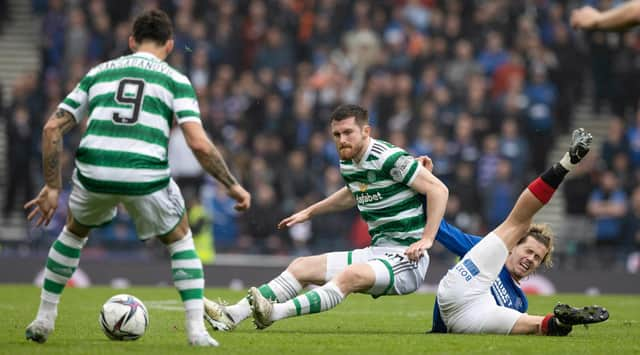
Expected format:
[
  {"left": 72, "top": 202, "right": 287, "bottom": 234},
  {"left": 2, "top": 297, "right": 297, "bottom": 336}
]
[{"left": 331, "top": 117, "right": 370, "bottom": 161}]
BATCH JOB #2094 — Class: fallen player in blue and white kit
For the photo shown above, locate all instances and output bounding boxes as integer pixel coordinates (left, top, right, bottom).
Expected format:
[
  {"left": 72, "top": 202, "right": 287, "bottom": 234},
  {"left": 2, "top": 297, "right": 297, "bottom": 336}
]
[{"left": 426, "top": 128, "right": 609, "bottom": 335}]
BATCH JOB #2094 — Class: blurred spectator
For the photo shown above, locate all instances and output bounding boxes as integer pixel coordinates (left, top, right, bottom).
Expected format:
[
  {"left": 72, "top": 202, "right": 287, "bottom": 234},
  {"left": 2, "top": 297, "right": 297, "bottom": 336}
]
[
  {"left": 612, "top": 31, "right": 640, "bottom": 120},
  {"left": 241, "top": 0, "right": 268, "bottom": 69},
  {"left": 602, "top": 117, "right": 629, "bottom": 170},
  {"left": 477, "top": 134, "right": 500, "bottom": 189},
  {"left": 201, "top": 179, "right": 239, "bottom": 252},
  {"left": 491, "top": 51, "right": 525, "bottom": 100},
  {"left": 430, "top": 135, "right": 455, "bottom": 185},
  {"left": 240, "top": 182, "right": 284, "bottom": 254},
  {"left": 311, "top": 166, "right": 355, "bottom": 252},
  {"left": 255, "top": 26, "right": 294, "bottom": 72},
  {"left": 449, "top": 161, "right": 480, "bottom": 222},
  {"left": 549, "top": 20, "right": 582, "bottom": 133},
  {"left": 87, "top": 12, "right": 113, "bottom": 65},
  {"left": 586, "top": 29, "right": 618, "bottom": 114},
  {"left": 444, "top": 193, "right": 481, "bottom": 237},
  {"left": 587, "top": 171, "right": 628, "bottom": 270},
  {"left": 189, "top": 47, "right": 211, "bottom": 90},
  {"left": 188, "top": 196, "right": 215, "bottom": 265},
  {"left": 499, "top": 118, "right": 529, "bottom": 182},
  {"left": 524, "top": 66, "right": 556, "bottom": 173},
  {"left": 477, "top": 31, "right": 509, "bottom": 77},
  {"left": 559, "top": 154, "right": 596, "bottom": 269},
  {"left": 612, "top": 151, "right": 634, "bottom": 193},
  {"left": 409, "top": 121, "right": 435, "bottom": 158},
  {"left": 3, "top": 106, "right": 34, "bottom": 217},
  {"left": 41, "top": 0, "right": 65, "bottom": 71},
  {"left": 279, "top": 149, "right": 316, "bottom": 214},
  {"left": 483, "top": 158, "right": 518, "bottom": 230},
  {"left": 63, "top": 8, "right": 89, "bottom": 74}
]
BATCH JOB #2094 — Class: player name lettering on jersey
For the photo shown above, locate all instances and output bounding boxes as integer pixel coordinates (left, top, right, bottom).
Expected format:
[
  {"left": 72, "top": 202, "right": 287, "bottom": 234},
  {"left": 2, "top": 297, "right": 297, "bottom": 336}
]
[
  {"left": 356, "top": 192, "right": 383, "bottom": 205},
  {"left": 94, "top": 57, "right": 172, "bottom": 76}
]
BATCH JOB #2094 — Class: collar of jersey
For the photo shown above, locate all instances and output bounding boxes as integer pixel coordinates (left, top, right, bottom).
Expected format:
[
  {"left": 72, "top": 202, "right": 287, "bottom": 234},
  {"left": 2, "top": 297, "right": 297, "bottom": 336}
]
[
  {"left": 353, "top": 138, "right": 374, "bottom": 166},
  {"left": 131, "top": 51, "right": 161, "bottom": 61}
]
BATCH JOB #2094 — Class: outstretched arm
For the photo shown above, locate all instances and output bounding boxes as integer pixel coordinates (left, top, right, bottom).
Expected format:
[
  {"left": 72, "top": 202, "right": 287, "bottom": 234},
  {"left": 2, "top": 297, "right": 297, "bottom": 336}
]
[
  {"left": 278, "top": 186, "right": 355, "bottom": 229},
  {"left": 405, "top": 166, "right": 449, "bottom": 261},
  {"left": 571, "top": 2, "right": 640, "bottom": 31},
  {"left": 181, "top": 121, "right": 251, "bottom": 211},
  {"left": 24, "top": 109, "right": 77, "bottom": 226}
]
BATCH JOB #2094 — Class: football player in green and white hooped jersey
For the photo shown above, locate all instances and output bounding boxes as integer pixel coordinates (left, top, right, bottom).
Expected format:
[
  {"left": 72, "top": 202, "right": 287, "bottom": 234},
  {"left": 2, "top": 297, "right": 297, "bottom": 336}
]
[
  {"left": 24, "top": 9, "right": 250, "bottom": 347},
  {"left": 202, "top": 104, "right": 449, "bottom": 331}
]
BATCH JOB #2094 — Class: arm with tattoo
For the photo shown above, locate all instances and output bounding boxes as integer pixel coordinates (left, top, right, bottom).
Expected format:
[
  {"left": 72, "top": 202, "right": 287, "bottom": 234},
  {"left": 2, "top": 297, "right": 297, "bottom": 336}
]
[
  {"left": 42, "top": 109, "right": 77, "bottom": 189},
  {"left": 180, "top": 121, "right": 250, "bottom": 210},
  {"left": 192, "top": 141, "right": 238, "bottom": 188},
  {"left": 180, "top": 121, "right": 239, "bottom": 188}
]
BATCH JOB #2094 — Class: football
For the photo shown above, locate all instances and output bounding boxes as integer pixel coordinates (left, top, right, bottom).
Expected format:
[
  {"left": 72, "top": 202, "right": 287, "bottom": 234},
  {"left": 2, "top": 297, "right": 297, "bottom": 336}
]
[{"left": 99, "top": 294, "right": 149, "bottom": 341}]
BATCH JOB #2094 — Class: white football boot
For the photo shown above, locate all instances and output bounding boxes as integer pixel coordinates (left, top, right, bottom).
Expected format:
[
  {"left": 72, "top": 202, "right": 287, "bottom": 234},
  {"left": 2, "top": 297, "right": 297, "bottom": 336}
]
[
  {"left": 203, "top": 297, "right": 236, "bottom": 331},
  {"left": 248, "top": 287, "right": 274, "bottom": 330},
  {"left": 25, "top": 319, "right": 54, "bottom": 344}
]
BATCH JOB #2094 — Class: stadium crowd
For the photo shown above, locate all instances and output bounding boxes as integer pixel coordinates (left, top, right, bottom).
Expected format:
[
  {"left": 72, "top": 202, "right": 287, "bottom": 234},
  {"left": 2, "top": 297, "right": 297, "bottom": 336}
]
[{"left": 1, "top": 0, "right": 639, "bottom": 271}]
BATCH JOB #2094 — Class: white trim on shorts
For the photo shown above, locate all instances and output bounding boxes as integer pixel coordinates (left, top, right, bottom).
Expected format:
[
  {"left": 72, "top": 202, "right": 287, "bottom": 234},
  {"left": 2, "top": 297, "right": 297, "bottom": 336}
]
[{"left": 325, "top": 246, "right": 429, "bottom": 298}]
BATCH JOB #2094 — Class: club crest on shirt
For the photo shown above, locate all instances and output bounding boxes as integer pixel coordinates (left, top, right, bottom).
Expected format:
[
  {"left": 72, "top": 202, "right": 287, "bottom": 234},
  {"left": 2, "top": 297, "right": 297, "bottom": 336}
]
[{"left": 367, "top": 170, "right": 376, "bottom": 183}]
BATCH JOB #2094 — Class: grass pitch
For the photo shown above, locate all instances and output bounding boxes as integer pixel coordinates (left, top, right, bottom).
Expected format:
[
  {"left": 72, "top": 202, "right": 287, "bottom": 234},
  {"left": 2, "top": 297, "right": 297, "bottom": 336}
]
[{"left": 0, "top": 285, "right": 638, "bottom": 354}]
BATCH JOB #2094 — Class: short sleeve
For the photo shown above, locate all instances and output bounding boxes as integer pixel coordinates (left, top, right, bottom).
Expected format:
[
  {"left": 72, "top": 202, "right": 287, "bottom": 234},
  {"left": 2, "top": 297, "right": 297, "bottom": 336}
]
[
  {"left": 172, "top": 77, "right": 201, "bottom": 125},
  {"left": 381, "top": 151, "right": 420, "bottom": 185},
  {"left": 58, "top": 75, "right": 91, "bottom": 123}
]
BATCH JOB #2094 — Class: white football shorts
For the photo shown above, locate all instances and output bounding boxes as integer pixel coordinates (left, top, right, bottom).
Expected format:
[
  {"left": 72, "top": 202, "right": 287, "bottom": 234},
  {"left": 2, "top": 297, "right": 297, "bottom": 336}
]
[
  {"left": 325, "top": 245, "right": 429, "bottom": 297},
  {"left": 436, "top": 232, "right": 522, "bottom": 334},
  {"left": 68, "top": 170, "right": 185, "bottom": 240}
]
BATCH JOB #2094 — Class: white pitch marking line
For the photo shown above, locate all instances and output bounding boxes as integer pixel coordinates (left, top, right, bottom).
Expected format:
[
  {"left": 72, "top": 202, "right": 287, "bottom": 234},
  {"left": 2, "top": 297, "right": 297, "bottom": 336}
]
[{"left": 145, "top": 300, "right": 183, "bottom": 311}]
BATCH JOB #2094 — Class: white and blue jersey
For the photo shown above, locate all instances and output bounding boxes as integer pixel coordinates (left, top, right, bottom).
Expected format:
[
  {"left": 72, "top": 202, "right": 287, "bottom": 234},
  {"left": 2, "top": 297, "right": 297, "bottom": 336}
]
[{"left": 431, "top": 220, "right": 528, "bottom": 333}]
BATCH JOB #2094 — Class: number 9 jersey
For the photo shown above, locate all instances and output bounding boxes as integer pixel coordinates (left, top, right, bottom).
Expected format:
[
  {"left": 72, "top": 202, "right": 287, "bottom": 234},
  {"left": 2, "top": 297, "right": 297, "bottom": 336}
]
[{"left": 58, "top": 52, "right": 200, "bottom": 195}]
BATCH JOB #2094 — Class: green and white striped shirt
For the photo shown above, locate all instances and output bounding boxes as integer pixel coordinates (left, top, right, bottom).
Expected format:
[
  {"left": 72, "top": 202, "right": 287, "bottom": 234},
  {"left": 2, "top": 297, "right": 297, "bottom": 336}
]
[
  {"left": 58, "top": 52, "right": 200, "bottom": 195},
  {"left": 340, "top": 139, "right": 424, "bottom": 247}
]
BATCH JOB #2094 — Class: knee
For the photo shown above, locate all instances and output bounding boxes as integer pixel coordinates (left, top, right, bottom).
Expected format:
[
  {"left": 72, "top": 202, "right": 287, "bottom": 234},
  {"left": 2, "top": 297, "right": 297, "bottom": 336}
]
[
  {"left": 287, "top": 256, "right": 310, "bottom": 277},
  {"left": 287, "top": 256, "right": 326, "bottom": 285},
  {"left": 66, "top": 217, "right": 91, "bottom": 238},
  {"left": 334, "top": 267, "right": 373, "bottom": 294}
]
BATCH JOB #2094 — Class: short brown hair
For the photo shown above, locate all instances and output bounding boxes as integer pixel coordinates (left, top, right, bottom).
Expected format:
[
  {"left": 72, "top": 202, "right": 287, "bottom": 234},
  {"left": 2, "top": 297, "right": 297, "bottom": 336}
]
[
  {"left": 132, "top": 9, "right": 173, "bottom": 45},
  {"left": 330, "top": 104, "right": 369, "bottom": 126},
  {"left": 518, "top": 223, "right": 554, "bottom": 268}
]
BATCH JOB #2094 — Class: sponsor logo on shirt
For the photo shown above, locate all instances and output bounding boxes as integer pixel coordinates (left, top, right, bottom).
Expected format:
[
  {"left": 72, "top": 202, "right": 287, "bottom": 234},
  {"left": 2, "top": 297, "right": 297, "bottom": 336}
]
[
  {"left": 491, "top": 278, "right": 513, "bottom": 307},
  {"left": 356, "top": 192, "right": 383, "bottom": 205},
  {"left": 455, "top": 259, "right": 480, "bottom": 282}
]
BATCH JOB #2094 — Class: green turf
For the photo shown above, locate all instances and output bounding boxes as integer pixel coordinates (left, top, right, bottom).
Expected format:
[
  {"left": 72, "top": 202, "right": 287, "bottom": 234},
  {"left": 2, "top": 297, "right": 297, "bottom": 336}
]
[{"left": 0, "top": 285, "right": 637, "bottom": 354}]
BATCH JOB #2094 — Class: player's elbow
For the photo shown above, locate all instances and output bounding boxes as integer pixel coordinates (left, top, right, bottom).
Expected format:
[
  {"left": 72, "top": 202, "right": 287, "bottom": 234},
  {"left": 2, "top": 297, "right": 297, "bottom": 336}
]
[
  {"left": 42, "top": 119, "right": 61, "bottom": 138},
  {"left": 429, "top": 179, "right": 449, "bottom": 199}
]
